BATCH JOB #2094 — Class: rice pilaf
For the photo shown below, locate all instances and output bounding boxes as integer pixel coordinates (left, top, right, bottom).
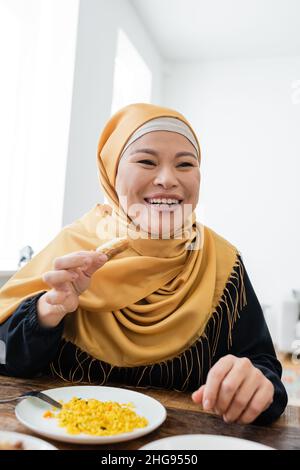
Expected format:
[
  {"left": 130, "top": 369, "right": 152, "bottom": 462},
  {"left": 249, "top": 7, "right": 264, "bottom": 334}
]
[{"left": 43, "top": 397, "right": 148, "bottom": 436}]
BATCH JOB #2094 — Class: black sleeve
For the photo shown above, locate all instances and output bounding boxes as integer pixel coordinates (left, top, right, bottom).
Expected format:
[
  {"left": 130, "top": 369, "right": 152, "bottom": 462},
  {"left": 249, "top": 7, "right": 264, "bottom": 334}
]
[
  {"left": 0, "top": 292, "right": 64, "bottom": 378},
  {"left": 222, "top": 259, "right": 288, "bottom": 425}
]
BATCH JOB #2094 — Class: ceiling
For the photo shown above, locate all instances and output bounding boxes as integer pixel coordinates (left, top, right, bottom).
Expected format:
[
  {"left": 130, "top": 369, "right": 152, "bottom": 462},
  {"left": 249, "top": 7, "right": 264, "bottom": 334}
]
[{"left": 130, "top": 0, "right": 300, "bottom": 61}]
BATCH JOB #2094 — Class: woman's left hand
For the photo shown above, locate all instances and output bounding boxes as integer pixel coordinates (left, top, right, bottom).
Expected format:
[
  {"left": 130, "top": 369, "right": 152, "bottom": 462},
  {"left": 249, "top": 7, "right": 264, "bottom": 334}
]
[{"left": 191, "top": 354, "right": 274, "bottom": 424}]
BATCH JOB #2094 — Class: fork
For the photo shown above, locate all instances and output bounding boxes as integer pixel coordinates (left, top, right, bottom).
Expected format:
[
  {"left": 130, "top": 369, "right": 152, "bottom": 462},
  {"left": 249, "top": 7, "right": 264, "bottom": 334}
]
[{"left": 0, "top": 390, "right": 62, "bottom": 409}]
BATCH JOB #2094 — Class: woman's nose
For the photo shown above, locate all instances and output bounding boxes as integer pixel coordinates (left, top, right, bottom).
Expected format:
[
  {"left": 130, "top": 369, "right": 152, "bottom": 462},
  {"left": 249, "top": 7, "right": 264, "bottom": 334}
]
[{"left": 153, "top": 167, "right": 178, "bottom": 188}]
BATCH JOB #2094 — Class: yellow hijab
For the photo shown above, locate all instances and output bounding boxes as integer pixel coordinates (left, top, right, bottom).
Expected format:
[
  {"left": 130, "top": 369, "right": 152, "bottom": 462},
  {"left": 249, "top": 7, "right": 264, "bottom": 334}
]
[{"left": 0, "top": 103, "right": 239, "bottom": 367}]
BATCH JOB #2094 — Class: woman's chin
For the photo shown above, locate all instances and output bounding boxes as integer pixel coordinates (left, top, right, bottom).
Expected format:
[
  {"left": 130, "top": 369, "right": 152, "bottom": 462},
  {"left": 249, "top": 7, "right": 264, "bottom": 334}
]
[
  {"left": 142, "top": 222, "right": 184, "bottom": 239},
  {"left": 127, "top": 212, "right": 188, "bottom": 239},
  {"left": 126, "top": 202, "right": 190, "bottom": 239}
]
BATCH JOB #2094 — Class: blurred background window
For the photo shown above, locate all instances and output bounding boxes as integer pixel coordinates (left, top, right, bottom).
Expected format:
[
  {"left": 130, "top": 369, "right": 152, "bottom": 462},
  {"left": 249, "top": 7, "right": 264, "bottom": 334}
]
[
  {"left": 111, "top": 28, "right": 152, "bottom": 115},
  {"left": 0, "top": 0, "right": 79, "bottom": 270}
]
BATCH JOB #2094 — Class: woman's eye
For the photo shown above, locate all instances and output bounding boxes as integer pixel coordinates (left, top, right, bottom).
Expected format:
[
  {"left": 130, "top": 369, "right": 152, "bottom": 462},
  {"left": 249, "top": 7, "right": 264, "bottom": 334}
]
[
  {"left": 137, "top": 160, "right": 195, "bottom": 167},
  {"left": 178, "top": 162, "right": 194, "bottom": 167},
  {"left": 138, "top": 160, "right": 155, "bottom": 165}
]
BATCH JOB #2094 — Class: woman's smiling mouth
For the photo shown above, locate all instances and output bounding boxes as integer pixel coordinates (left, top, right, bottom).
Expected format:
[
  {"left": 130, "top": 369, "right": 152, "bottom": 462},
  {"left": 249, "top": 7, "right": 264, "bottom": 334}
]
[{"left": 143, "top": 196, "right": 183, "bottom": 211}]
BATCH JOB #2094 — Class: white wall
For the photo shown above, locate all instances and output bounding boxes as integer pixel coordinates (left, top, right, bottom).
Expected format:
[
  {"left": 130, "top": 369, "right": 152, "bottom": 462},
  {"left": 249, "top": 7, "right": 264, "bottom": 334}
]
[
  {"left": 63, "top": 0, "right": 163, "bottom": 226},
  {"left": 163, "top": 56, "right": 300, "bottom": 340}
]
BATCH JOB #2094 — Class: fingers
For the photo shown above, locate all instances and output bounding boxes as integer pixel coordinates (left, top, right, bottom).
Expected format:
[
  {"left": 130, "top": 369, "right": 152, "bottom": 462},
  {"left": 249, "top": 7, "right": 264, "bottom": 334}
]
[
  {"left": 214, "top": 357, "right": 252, "bottom": 415},
  {"left": 202, "top": 355, "right": 236, "bottom": 411},
  {"left": 45, "top": 289, "right": 68, "bottom": 306},
  {"left": 191, "top": 385, "right": 205, "bottom": 405},
  {"left": 191, "top": 355, "right": 275, "bottom": 425},
  {"left": 236, "top": 379, "right": 274, "bottom": 424},
  {"left": 78, "top": 253, "right": 108, "bottom": 278},
  {"left": 222, "top": 370, "right": 260, "bottom": 422},
  {"left": 53, "top": 251, "right": 108, "bottom": 275},
  {"left": 42, "top": 269, "right": 78, "bottom": 287}
]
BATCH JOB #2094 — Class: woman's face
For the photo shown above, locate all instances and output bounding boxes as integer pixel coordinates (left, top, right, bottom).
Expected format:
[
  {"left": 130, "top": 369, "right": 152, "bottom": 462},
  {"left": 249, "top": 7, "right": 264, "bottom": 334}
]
[{"left": 115, "top": 131, "right": 200, "bottom": 237}]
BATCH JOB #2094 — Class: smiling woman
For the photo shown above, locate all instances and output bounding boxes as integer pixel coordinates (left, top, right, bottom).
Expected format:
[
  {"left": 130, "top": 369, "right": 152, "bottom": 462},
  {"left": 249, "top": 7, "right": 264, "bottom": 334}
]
[{"left": 0, "top": 103, "right": 287, "bottom": 426}]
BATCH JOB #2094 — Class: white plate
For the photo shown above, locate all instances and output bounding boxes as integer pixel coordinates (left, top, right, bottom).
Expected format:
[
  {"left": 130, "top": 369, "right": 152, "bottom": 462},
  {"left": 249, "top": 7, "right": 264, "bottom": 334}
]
[
  {"left": 15, "top": 386, "right": 166, "bottom": 444},
  {"left": 0, "top": 430, "right": 57, "bottom": 450},
  {"left": 139, "top": 434, "right": 275, "bottom": 450}
]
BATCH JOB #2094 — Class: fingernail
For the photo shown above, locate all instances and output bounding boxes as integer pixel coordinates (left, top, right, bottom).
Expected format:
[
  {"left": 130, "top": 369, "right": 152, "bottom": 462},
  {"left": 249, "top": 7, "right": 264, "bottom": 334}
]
[
  {"left": 98, "top": 254, "right": 108, "bottom": 262},
  {"left": 203, "top": 399, "right": 211, "bottom": 410},
  {"left": 191, "top": 391, "right": 198, "bottom": 401}
]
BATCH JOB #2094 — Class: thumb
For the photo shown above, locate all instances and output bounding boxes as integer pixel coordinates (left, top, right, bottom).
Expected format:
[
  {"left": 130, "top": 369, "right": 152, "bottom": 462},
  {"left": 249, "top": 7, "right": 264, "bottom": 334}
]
[{"left": 191, "top": 385, "right": 205, "bottom": 405}]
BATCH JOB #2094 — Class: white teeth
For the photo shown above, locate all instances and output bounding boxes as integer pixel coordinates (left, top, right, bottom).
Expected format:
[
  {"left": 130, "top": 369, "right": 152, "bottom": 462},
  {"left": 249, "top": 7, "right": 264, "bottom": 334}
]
[{"left": 147, "top": 198, "right": 180, "bottom": 204}]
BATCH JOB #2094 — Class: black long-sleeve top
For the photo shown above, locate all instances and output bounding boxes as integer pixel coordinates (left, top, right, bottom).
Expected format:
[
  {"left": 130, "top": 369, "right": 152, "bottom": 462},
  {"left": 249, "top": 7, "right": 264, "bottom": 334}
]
[{"left": 0, "top": 257, "right": 288, "bottom": 425}]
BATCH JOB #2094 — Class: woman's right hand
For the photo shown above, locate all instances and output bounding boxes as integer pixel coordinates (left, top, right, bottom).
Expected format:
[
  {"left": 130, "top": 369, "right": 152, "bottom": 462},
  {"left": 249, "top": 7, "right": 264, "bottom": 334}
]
[{"left": 37, "top": 251, "right": 108, "bottom": 328}]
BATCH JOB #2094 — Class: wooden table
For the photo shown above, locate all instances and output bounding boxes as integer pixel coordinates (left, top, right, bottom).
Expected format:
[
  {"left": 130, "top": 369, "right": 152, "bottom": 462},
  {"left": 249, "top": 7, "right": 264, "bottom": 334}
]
[{"left": 0, "top": 375, "right": 300, "bottom": 450}]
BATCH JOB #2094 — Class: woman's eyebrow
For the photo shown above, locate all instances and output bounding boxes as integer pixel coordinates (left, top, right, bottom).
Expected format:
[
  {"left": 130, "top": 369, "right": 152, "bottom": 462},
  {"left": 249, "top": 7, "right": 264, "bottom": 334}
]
[{"left": 129, "top": 148, "right": 197, "bottom": 159}]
